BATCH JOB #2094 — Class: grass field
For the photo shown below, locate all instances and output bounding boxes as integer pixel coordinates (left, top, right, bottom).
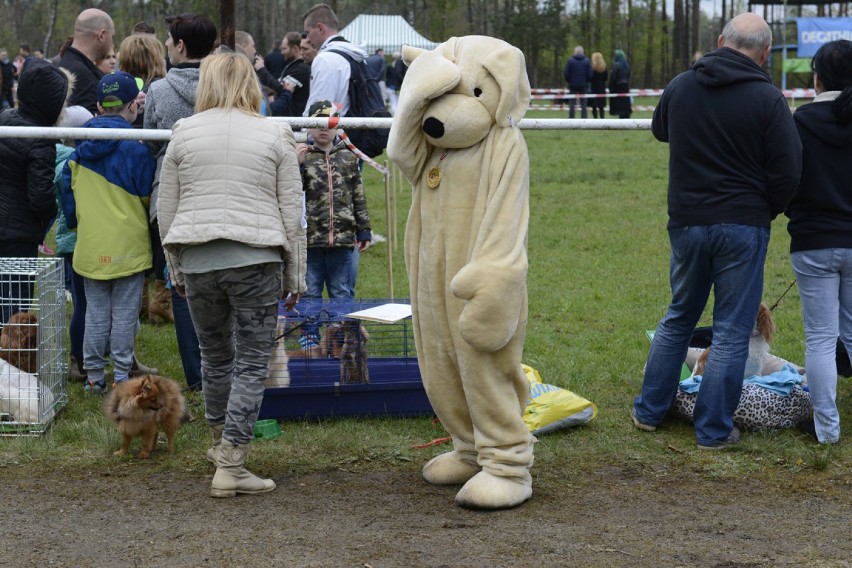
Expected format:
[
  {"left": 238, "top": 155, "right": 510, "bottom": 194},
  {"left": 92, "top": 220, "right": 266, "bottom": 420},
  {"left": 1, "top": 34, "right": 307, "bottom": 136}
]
[{"left": 1, "top": 109, "right": 848, "bottom": 489}]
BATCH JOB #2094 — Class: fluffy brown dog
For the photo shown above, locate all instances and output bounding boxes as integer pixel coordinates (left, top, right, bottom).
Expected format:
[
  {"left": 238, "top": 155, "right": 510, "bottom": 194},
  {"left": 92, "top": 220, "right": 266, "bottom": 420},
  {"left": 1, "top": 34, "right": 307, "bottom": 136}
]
[
  {"left": 0, "top": 311, "right": 39, "bottom": 373},
  {"left": 104, "top": 375, "right": 186, "bottom": 459}
]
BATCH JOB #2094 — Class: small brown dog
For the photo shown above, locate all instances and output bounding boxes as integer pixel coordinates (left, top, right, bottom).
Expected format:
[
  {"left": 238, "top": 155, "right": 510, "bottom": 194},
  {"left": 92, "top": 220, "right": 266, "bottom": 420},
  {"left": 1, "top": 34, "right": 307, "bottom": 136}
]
[
  {"left": 104, "top": 375, "right": 186, "bottom": 459},
  {"left": 0, "top": 311, "right": 39, "bottom": 373},
  {"left": 694, "top": 302, "right": 776, "bottom": 377}
]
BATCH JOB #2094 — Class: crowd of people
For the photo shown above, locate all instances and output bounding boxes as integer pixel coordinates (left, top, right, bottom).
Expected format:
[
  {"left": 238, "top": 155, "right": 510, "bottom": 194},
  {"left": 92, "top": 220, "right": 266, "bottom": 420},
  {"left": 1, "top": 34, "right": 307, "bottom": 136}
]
[
  {"left": 562, "top": 46, "right": 633, "bottom": 119},
  {"left": 0, "top": 6, "right": 849, "bottom": 500},
  {"left": 0, "top": 3, "right": 383, "bottom": 496}
]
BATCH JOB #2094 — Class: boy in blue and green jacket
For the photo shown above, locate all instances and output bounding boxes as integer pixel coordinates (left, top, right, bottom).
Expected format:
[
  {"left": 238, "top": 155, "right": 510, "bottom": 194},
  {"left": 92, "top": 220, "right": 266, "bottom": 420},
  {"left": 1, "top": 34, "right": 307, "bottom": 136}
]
[{"left": 61, "top": 72, "right": 154, "bottom": 393}]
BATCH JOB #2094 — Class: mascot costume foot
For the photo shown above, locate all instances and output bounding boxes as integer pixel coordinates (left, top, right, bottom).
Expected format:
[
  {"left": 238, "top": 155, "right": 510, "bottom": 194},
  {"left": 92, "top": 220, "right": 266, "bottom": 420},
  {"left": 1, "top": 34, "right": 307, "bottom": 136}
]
[{"left": 387, "top": 36, "right": 535, "bottom": 510}]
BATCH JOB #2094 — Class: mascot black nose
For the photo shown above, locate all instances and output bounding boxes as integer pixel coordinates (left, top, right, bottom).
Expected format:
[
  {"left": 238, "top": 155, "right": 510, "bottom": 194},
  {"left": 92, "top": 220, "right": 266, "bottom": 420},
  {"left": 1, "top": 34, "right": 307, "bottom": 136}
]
[{"left": 422, "top": 117, "right": 445, "bottom": 138}]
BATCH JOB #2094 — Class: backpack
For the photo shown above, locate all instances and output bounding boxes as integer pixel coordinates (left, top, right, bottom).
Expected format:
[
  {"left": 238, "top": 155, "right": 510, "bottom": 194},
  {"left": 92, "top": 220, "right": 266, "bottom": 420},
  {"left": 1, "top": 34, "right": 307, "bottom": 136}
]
[{"left": 329, "top": 48, "right": 391, "bottom": 158}]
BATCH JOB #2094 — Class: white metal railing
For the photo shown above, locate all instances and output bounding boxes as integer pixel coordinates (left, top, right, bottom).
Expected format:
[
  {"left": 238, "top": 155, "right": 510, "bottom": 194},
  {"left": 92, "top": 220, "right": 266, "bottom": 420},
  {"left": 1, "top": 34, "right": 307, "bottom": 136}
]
[{"left": 0, "top": 118, "right": 653, "bottom": 142}]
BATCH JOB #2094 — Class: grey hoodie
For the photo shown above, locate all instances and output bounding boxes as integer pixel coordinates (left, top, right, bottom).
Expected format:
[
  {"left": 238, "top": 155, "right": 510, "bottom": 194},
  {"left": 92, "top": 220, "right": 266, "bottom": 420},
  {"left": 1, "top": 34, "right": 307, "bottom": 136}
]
[{"left": 143, "top": 66, "right": 200, "bottom": 220}]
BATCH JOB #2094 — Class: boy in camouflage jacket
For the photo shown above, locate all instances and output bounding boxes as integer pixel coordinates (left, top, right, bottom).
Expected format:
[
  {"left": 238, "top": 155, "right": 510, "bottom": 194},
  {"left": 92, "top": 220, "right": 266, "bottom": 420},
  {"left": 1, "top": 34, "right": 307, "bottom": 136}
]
[{"left": 296, "top": 100, "right": 371, "bottom": 299}]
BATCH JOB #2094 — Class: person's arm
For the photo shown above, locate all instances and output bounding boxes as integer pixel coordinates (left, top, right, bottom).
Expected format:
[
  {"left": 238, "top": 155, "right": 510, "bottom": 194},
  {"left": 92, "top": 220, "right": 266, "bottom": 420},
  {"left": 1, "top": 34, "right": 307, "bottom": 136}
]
[
  {"left": 350, "top": 160, "right": 371, "bottom": 251},
  {"left": 60, "top": 156, "right": 77, "bottom": 229},
  {"left": 27, "top": 142, "right": 58, "bottom": 230},
  {"left": 157, "top": 122, "right": 184, "bottom": 288},
  {"left": 764, "top": 96, "right": 803, "bottom": 218},
  {"left": 254, "top": 59, "right": 283, "bottom": 94},
  {"left": 651, "top": 82, "right": 671, "bottom": 143},
  {"left": 275, "top": 124, "right": 307, "bottom": 295},
  {"left": 387, "top": 47, "right": 461, "bottom": 183}
]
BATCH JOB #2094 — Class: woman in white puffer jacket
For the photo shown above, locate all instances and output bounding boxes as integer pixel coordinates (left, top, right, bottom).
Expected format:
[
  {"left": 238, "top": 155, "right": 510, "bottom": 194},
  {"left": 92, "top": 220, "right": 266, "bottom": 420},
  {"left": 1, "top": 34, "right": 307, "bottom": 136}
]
[{"left": 158, "top": 52, "right": 306, "bottom": 498}]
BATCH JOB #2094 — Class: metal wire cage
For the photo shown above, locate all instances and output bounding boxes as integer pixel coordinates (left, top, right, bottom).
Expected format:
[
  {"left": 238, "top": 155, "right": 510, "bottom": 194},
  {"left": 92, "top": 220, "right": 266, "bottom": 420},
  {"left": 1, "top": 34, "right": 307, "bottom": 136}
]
[
  {"left": 260, "top": 298, "right": 430, "bottom": 420},
  {"left": 0, "top": 257, "right": 67, "bottom": 435},
  {"left": 278, "top": 298, "right": 418, "bottom": 384}
]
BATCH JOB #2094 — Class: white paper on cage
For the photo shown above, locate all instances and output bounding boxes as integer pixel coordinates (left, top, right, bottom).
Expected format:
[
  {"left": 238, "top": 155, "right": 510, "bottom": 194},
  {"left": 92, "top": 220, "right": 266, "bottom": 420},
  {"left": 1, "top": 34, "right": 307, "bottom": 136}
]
[{"left": 346, "top": 303, "right": 412, "bottom": 323}]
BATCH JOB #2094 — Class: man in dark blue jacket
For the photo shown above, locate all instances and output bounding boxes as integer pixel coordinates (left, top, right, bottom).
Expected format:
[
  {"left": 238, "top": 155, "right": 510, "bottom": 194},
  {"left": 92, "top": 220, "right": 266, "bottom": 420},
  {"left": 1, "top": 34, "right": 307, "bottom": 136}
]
[
  {"left": 563, "top": 45, "right": 592, "bottom": 118},
  {"left": 632, "top": 12, "right": 802, "bottom": 450}
]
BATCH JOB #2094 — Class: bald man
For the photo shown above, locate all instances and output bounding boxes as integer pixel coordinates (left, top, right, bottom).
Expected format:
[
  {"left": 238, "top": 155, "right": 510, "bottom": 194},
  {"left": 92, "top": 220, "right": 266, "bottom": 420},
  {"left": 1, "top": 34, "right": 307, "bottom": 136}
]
[
  {"left": 633, "top": 12, "right": 802, "bottom": 449},
  {"left": 58, "top": 8, "right": 115, "bottom": 113}
]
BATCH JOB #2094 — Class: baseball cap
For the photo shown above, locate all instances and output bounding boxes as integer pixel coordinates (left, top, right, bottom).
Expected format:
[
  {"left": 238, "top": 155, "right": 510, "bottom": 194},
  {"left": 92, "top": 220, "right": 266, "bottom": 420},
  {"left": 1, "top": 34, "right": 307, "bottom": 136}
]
[
  {"left": 97, "top": 72, "right": 143, "bottom": 108},
  {"left": 308, "top": 99, "right": 339, "bottom": 118}
]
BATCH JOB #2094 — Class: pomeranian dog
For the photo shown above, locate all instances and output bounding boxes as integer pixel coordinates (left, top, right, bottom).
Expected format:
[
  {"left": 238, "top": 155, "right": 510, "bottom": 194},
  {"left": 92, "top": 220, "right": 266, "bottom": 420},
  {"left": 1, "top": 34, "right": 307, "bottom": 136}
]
[
  {"left": 0, "top": 311, "right": 39, "bottom": 374},
  {"left": 694, "top": 302, "right": 777, "bottom": 377},
  {"left": 104, "top": 375, "right": 186, "bottom": 459}
]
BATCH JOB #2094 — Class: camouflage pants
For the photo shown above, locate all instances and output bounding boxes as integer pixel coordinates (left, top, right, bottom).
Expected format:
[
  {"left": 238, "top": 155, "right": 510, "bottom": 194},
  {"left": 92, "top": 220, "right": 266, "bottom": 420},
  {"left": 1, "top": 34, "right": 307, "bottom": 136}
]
[{"left": 184, "top": 262, "right": 282, "bottom": 445}]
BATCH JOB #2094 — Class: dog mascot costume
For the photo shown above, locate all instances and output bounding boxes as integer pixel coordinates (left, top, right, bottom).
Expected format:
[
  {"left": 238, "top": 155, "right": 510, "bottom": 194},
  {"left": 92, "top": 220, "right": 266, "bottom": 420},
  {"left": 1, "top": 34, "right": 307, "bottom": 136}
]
[{"left": 387, "top": 36, "right": 535, "bottom": 509}]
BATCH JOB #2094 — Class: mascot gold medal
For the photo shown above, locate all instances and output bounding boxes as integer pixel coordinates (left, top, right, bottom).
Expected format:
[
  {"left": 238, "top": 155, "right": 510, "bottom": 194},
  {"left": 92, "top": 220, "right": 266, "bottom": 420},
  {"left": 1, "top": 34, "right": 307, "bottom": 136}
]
[
  {"left": 426, "top": 150, "right": 449, "bottom": 189},
  {"left": 426, "top": 167, "right": 441, "bottom": 189}
]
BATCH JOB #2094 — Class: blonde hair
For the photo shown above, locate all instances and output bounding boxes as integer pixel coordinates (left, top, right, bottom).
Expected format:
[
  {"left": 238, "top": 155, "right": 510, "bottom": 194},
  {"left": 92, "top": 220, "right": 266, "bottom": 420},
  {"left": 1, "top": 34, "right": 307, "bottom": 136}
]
[
  {"left": 118, "top": 34, "right": 166, "bottom": 85},
  {"left": 195, "top": 52, "right": 262, "bottom": 115},
  {"left": 591, "top": 52, "right": 606, "bottom": 73}
]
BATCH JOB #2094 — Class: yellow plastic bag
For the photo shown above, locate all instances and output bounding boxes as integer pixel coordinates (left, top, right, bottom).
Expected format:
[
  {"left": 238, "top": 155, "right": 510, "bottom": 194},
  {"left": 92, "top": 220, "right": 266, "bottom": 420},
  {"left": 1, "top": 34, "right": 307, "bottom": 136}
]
[{"left": 523, "top": 364, "right": 597, "bottom": 435}]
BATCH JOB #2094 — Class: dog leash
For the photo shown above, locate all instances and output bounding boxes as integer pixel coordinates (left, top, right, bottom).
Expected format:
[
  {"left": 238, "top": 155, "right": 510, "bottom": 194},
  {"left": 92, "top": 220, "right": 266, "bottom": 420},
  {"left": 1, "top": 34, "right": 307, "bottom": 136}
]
[{"left": 769, "top": 279, "right": 797, "bottom": 312}]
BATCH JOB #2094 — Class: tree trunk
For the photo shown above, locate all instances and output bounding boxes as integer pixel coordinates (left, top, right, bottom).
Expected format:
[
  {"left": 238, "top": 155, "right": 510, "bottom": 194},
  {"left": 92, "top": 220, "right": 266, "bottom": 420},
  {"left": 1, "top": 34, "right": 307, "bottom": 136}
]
[
  {"left": 42, "top": 0, "right": 59, "bottom": 55},
  {"left": 643, "top": 0, "right": 656, "bottom": 87},
  {"left": 691, "top": 0, "right": 700, "bottom": 58},
  {"left": 594, "top": 0, "right": 602, "bottom": 49}
]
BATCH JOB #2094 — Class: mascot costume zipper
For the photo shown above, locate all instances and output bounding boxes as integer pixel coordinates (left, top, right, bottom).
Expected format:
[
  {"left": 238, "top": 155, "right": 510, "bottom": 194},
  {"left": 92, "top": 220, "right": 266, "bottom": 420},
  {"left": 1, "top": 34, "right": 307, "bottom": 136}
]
[{"left": 387, "top": 36, "right": 535, "bottom": 509}]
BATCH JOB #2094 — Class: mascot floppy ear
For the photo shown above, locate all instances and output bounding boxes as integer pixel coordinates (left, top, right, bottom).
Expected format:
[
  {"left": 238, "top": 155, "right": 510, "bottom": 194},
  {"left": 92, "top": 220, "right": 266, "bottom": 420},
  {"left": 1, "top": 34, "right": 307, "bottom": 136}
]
[
  {"left": 482, "top": 44, "right": 531, "bottom": 127},
  {"left": 402, "top": 45, "right": 427, "bottom": 66}
]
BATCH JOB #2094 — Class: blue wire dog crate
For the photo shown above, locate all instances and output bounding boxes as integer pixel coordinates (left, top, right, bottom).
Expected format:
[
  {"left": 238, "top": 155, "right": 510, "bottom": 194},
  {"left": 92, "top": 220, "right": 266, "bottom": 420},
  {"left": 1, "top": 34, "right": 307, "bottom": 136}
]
[{"left": 259, "top": 298, "right": 433, "bottom": 420}]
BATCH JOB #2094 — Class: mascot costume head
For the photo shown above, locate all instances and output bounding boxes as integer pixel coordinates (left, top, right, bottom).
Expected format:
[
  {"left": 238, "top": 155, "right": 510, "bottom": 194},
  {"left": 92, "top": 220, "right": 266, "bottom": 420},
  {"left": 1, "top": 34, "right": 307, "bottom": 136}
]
[{"left": 387, "top": 36, "right": 534, "bottom": 509}]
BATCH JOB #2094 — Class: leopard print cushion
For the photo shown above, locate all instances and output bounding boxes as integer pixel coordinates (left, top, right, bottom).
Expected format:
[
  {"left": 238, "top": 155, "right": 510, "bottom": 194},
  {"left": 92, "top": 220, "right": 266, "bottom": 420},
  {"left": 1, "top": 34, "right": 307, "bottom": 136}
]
[{"left": 671, "top": 383, "right": 812, "bottom": 431}]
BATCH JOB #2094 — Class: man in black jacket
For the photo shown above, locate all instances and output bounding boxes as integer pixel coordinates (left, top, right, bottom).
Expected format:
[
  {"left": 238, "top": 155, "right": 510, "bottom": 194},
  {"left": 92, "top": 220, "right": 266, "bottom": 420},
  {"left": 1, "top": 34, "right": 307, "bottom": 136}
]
[
  {"left": 0, "top": 48, "right": 14, "bottom": 109},
  {"left": 0, "top": 59, "right": 68, "bottom": 319},
  {"left": 57, "top": 8, "right": 115, "bottom": 114},
  {"left": 276, "top": 31, "right": 311, "bottom": 116},
  {"left": 632, "top": 12, "right": 802, "bottom": 450}
]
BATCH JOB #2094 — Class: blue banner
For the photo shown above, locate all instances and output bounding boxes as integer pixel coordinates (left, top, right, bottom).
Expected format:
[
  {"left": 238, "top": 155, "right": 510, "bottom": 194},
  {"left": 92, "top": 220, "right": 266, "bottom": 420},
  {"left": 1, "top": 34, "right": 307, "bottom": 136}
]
[{"left": 797, "top": 18, "right": 852, "bottom": 57}]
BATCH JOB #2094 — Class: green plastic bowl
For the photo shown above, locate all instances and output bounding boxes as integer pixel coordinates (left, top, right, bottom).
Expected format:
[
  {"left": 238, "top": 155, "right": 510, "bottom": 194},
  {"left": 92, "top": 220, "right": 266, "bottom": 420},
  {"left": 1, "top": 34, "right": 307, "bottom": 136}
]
[{"left": 253, "top": 419, "right": 281, "bottom": 440}]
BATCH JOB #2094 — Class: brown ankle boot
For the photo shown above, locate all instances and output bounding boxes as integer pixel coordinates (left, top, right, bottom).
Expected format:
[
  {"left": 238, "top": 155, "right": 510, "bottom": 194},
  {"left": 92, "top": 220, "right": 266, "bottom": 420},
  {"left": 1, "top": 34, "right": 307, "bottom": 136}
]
[
  {"left": 148, "top": 280, "right": 174, "bottom": 324},
  {"left": 129, "top": 356, "right": 159, "bottom": 377}
]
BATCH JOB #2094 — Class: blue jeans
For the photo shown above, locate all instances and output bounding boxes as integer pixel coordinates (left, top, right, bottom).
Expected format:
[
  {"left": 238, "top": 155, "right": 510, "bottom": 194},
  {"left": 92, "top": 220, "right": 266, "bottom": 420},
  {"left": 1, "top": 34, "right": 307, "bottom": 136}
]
[
  {"left": 634, "top": 224, "right": 769, "bottom": 446},
  {"left": 568, "top": 87, "right": 588, "bottom": 119},
  {"left": 83, "top": 272, "right": 144, "bottom": 383},
  {"left": 61, "top": 253, "right": 86, "bottom": 363},
  {"left": 306, "top": 247, "right": 354, "bottom": 299},
  {"left": 791, "top": 249, "right": 849, "bottom": 444},
  {"left": 173, "top": 287, "right": 203, "bottom": 391}
]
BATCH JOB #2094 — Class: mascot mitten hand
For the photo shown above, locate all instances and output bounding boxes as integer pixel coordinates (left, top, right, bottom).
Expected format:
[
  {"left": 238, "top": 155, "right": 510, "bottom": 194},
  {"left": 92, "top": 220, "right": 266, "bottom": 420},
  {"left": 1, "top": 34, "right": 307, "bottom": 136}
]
[
  {"left": 451, "top": 262, "right": 525, "bottom": 352},
  {"left": 398, "top": 47, "right": 461, "bottom": 106}
]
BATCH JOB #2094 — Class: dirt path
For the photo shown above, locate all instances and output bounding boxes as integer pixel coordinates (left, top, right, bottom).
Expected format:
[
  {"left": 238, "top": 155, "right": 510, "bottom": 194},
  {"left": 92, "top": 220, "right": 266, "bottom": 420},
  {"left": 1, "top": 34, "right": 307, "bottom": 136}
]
[{"left": 1, "top": 465, "right": 848, "bottom": 567}]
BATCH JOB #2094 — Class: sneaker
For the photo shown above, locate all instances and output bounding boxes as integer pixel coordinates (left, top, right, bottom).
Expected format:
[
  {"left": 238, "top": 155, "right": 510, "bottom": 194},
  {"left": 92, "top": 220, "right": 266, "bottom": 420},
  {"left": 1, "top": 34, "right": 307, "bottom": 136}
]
[
  {"left": 84, "top": 380, "right": 107, "bottom": 395},
  {"left": 697, "top": 426, "right": 741, "bottom": 450},
  {"left": 631, "top": 408, "right": 657, "bottom": 432}
]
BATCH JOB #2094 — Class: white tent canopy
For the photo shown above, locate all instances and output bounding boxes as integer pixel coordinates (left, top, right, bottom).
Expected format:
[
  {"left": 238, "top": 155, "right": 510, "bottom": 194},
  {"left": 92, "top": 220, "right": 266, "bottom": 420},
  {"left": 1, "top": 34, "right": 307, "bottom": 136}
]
[{"left": 339, "top": 15, "right": 439, "bottom": 55}]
